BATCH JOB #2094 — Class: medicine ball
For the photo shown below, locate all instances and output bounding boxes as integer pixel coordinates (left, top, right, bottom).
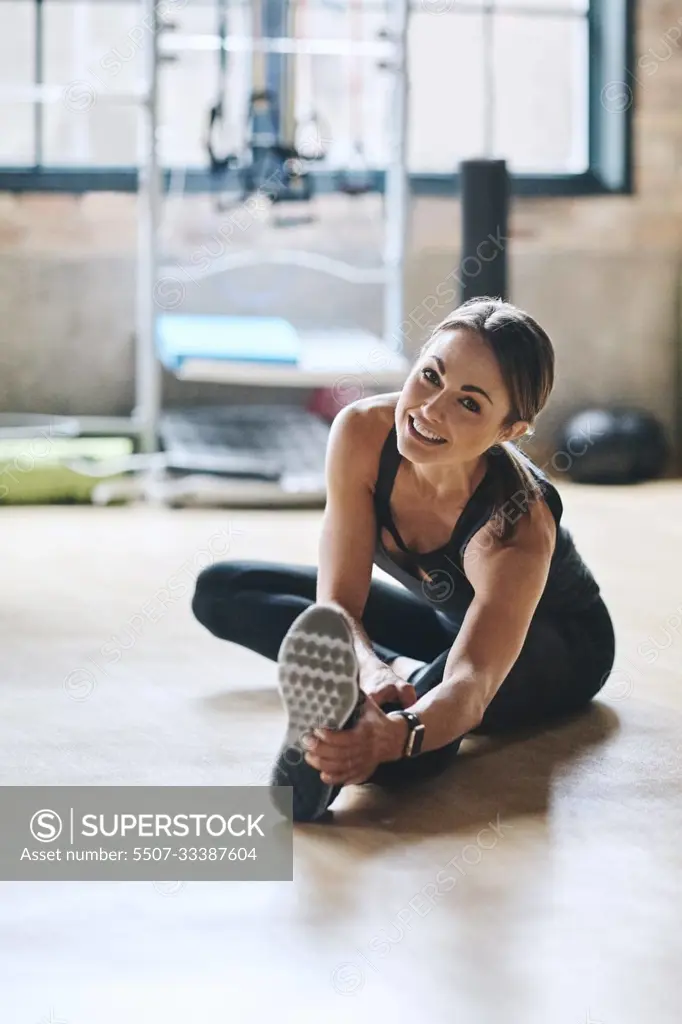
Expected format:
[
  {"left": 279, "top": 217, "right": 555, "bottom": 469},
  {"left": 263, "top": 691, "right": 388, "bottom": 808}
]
[{"left": 554, "top": 406, "right": 670, "bottom": 484}]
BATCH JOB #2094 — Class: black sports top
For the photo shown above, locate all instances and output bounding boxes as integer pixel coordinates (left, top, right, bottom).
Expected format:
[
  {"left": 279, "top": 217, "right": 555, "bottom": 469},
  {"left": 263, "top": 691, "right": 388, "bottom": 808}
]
[{"left": 372, "top": 421, "right": 601, "bottom": 629}]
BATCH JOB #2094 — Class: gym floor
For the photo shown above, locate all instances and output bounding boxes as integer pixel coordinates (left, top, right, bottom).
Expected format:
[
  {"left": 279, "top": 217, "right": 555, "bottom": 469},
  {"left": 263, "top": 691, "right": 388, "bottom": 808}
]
[{"left": 2, "top": 477, "right": 681, "bottom": 1022}]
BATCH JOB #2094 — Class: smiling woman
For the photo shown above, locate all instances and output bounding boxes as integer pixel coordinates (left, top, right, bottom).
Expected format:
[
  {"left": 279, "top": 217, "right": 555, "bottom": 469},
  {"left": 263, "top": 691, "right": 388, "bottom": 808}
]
[
  {"left": 405, "top": 300, "right": 555, "bottom": 545},
  {"left": 192, "top": 297, "right": 616, "bottom": 823}
]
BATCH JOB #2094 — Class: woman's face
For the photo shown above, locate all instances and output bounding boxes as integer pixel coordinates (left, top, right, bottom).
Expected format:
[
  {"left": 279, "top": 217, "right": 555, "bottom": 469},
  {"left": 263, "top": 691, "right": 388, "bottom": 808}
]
[{"left": 395, "top": 327, "right": 528, "bottom": 464}]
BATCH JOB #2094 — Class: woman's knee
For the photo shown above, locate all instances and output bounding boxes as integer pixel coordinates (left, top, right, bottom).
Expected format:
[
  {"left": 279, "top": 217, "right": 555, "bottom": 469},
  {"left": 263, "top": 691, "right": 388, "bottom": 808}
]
[{"left": 191, "top": 560, "right": 251, "bottom": 631}]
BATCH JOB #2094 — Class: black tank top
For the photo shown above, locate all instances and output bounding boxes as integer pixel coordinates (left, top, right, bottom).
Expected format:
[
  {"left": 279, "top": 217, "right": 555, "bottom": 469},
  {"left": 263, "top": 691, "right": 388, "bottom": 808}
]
[{"left": 373, "top": 421, "right": 602, "bottom": 628}]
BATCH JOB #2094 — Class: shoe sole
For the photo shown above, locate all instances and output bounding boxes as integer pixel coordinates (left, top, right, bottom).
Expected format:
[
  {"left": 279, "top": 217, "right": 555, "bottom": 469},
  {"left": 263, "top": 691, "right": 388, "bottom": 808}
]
[{"left": 270, "top": 603, "right": 364, "bottom": 822}]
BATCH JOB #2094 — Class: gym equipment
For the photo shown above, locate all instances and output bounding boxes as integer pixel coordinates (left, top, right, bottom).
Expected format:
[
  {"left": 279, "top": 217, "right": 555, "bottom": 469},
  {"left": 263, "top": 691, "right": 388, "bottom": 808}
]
[
  {"left": 146, "top": 0, "right": 411, "bottom": 505},
  {"left": 336, "top": 0, "right": 373, "bottom": 197},
  {"left": 554, "top": 406, "right": 670, "bottom": 484},
  {"left": 292, "top": 0, "right": 329, "bottom": 164},
  {"left": 239, "top": 88, "right": 314, "bottom": 203},
  {"left": 156, "top": 315, "right": 301, "bottom": 372},
  {"left": 85, "top": 405, "right": 332, "bottom": 508},
  {"left": 458, "top": 1, "right": 509, "bottom": 303},
  {"left": 205, "top": 0, "right": 238, "bottom": 177},
  {"left": 459, "top": 158, "right": 509, "bottom": 303},
  {"left": 160, "top": 404, "right": 329, "bottom": 484},
  {"left": 0, "top": 413, "right": 79, "bottom": 440},
  {"left": 0, "top": 0, "right": 411, "bottom": 507},
  {"left": 165, "top": 326, "right": 406, "bottom": 389},
  {"left": 0, "top": 436, "right": 133, "bottom": 504},
  {"left": 232, "top": 0, "right": 322, "bottom": 208}
]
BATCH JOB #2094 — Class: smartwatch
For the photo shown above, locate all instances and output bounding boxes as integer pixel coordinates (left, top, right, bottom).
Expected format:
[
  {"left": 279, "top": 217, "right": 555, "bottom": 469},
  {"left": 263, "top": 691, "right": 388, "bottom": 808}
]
[{"left": 394, "top": 709, "right": 425, "bottom": 758}]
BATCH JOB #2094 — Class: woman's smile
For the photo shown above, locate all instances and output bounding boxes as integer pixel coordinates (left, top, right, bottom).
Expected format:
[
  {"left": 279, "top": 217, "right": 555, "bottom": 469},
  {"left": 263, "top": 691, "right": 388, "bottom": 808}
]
[{"left": 407, "top": 414, "right": 448, "bottom": 446}]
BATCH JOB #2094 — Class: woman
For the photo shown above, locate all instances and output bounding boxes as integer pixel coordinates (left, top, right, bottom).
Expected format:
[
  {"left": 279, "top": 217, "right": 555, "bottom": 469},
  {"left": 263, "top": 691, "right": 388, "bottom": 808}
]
[{"left": 192, "top": 298, "right": 616, "bottom": 822}]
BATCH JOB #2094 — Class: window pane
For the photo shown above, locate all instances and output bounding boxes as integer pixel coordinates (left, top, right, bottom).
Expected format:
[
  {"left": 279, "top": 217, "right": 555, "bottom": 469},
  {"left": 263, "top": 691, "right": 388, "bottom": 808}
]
[
  {"left": 159, "top": 1, "right": 392, "bottom": 171},
  {"left": 492, "top": 14, "right": 588, "bottom": 172},
  {"left": 442, "top": 0, "right": 588, "bottom": 9},
  {"left": 490, "top": 0, "right": 588, "bottom": 10},
  {"left": 408, "top": 11, "right": 486, "bottom": 171},
  {"left": 160, "top": 0, "right": 246, "bottom": 168},
  {"left": 0, "top": 1, "right": 35, "bottom": 164},
  {"left": 44, "top": 1, "right": 140, "bottom": 165},
  {"left": 0, "top": 0, "right": 592, "bottom": 182},
  {"left": 291, "top": 3, "right": 390, "bottom": 169}
]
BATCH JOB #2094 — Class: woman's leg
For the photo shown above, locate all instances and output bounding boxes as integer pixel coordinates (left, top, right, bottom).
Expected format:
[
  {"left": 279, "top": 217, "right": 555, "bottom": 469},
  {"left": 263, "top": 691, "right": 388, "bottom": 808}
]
[
  {"left": 367, "top": 598, "right": 616, "bottom": 788},
  {"left": 193, "top": 559, "right": 453, "bottom": 818},
  {"left": 191, "top": 559, "right": 454, "bottom": 667}
]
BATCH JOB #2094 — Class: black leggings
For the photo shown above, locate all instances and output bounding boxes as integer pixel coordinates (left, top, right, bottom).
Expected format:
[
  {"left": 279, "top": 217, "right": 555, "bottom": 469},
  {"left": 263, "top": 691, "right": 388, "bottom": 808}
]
[{"left": 191, "top": 560, "right": 616, "bottom": 788}]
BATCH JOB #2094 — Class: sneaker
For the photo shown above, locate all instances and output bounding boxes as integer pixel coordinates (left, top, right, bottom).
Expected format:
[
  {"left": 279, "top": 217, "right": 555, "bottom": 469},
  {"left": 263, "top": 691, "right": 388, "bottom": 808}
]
[{"left": 269, "top": 603, "right": 366, "bottom": 822}]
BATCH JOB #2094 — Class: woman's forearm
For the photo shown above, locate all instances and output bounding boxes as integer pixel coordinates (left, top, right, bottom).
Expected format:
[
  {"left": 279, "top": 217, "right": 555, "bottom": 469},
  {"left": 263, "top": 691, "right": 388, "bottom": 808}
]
[
  {"left": 319, "top": 602, "right": 488, "bottom": 761},
  {"left": 391, "top": 668, "right": 488, "bottom": 756},
  {"left": 388, "top": 602, "right": 505, "bottom": 756}
]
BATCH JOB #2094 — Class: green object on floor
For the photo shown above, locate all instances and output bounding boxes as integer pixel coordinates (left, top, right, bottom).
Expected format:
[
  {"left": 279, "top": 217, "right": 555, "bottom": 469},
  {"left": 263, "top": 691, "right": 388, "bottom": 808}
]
[{"left": 0, "top": 437, "right": 133, "bottom": 505}]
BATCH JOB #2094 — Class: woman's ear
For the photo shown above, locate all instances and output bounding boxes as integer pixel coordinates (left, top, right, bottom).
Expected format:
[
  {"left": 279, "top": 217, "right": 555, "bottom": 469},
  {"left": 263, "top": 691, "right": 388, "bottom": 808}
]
[{"left": 499, "top": 420, "right": 531, "bottom": 445}]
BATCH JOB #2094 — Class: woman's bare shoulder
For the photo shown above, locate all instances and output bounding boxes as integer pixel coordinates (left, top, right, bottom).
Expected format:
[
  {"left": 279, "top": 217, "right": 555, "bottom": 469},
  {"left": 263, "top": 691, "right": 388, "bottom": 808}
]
[{"left": 329, "top": 393, "right": 400, "bottom": 489}]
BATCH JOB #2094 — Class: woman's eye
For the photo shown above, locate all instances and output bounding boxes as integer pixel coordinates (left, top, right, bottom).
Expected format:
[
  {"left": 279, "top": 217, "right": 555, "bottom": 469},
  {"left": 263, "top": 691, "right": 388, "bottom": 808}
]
[
  {"left": 421, "top": 367, "right": 439, "bottom": 385},
  {"left": 461, "top": 397, "right": 481, "bottom": 414}
]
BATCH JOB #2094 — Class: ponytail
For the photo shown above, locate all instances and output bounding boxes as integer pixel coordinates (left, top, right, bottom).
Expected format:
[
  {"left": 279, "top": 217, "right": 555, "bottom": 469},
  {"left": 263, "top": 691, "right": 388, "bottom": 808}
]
[{"left": 486, "top": 440, "right": 545, "bottom": 545}]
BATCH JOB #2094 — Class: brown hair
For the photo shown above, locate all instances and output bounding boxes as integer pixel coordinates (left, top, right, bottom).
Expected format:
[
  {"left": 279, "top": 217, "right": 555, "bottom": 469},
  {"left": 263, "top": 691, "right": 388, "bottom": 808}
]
[{"left": 419, "top": 296, "right": 555, "bottom": 544}]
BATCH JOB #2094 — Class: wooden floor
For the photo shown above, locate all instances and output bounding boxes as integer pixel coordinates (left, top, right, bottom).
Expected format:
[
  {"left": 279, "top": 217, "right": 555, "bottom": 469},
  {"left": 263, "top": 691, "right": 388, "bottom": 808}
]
[{"left": 1, "top": 479, "right": 681, "bottom": 1023}]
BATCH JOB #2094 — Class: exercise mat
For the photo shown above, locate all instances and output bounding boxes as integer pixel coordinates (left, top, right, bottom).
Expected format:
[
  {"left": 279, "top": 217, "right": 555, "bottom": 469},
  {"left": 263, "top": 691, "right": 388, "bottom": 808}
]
[{"left": 0, "top": 437, "right": 133, "bottom": 505}]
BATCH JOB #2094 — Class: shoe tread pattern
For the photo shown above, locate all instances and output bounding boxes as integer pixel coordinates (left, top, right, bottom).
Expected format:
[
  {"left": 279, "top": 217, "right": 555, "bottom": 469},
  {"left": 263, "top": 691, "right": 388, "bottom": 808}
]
[{"left": 271, "top": 605, "right": 361, "bottom": 822}]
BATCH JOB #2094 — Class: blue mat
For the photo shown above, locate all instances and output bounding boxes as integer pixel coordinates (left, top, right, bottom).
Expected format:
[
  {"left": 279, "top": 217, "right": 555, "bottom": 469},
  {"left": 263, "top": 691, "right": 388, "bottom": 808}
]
[{"left": 157, "top": 315, "right": 301, "bottom": 371}]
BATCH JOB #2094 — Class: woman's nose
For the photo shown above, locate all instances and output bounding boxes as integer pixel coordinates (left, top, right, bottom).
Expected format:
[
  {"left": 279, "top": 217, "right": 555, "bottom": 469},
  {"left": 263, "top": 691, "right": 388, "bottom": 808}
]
[{"left": 421, "top": 392, "right": 448, "bottom": 423}]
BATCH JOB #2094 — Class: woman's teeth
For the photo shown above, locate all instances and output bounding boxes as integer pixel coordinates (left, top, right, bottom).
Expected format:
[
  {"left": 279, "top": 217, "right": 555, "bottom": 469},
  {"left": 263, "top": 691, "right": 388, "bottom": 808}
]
[{"left": 409, "top": 415, "right": 446, "bottom": 444}]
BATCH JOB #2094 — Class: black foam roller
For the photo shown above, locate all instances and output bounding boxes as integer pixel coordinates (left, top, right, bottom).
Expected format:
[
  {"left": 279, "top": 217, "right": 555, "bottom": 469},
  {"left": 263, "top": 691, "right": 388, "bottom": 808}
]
[{"left": 459, "top": 158, "right": 509, "bottom": 303}]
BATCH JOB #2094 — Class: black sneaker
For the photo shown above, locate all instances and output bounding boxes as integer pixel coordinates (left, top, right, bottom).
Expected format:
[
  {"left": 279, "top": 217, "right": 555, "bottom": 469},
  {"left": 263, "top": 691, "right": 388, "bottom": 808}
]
[{"left": 269, "top": 603, "right": 366, "bottom": 823}]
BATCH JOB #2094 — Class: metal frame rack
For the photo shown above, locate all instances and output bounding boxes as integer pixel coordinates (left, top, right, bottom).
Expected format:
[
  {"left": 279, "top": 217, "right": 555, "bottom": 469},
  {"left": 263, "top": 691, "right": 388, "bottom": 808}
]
[
  {"left": 0, "top": 0, "right": 412, "bottom": 505},
  {"left": 138, "top": 0, "right": 411, "bottom": 461}
]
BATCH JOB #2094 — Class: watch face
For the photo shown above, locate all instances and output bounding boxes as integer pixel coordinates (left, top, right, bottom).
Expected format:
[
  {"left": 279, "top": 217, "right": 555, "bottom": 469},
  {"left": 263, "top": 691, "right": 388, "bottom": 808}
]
[{"left": 407, "top": 724, "right": 425, "bottom": 757}]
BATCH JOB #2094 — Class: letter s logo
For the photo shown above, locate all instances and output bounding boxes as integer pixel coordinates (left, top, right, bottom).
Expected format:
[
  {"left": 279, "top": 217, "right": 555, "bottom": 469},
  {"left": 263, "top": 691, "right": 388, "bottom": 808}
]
[{"left": 30, "top": 809, "right": 63, "bottom": 843}]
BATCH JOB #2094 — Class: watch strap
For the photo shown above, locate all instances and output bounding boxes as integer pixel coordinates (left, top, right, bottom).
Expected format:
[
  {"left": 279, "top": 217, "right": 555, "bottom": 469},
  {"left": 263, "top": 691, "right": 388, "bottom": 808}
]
[{"left": 395, "top": 710, "right": 425, "bottom": 758}]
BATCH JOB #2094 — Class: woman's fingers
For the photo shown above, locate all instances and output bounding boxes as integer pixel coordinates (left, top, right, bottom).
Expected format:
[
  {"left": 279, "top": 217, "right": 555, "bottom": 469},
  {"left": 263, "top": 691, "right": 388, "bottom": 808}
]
[
  {"left": 307, "top": 743, "right": 365, "bottom": 768},
  {"left": 312, "top": 726, "right": 365, "bottom": 749},
  {"left": 301, "top": 730, "right": 360, "bottom": 757},
  {"left": 398, "top": 683, "right": 417, "bottom": 707},
  {"left": 304, "top": 750, "right": 361, "bottom": 774},
  {"left": 301, "top": 700, "right": 386, "bottom": 783},
  {"left": 321, "top": 771, "right": 355, "bottom": 784},
  {"left": 304, "top": 743, "right": 369, "bottom": 782},
  {"left": 368, "top": 682, "right": 399, "bottom": 705}
]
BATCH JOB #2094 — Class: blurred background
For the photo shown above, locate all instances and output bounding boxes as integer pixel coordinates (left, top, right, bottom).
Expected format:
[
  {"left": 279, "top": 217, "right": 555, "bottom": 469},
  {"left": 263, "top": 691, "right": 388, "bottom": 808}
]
[{"left": 0, "top": 0, "right": 677, "bottom": 506}]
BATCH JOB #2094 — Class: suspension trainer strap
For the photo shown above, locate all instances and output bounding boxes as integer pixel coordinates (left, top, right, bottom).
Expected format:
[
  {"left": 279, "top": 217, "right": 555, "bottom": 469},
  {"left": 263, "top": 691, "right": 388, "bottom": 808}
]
[{"left": 206, "top": 0, "right": 235, "bottom": 174}]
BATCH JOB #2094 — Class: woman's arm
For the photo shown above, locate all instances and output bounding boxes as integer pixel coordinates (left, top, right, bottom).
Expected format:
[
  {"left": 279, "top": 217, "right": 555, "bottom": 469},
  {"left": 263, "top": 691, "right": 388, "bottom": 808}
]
[
  {"left": 390, "top": 497, "right": 558, "bottom": 753},
  {"left": 316, "top": 403, "right": 410, "bottom": 696},
  {"left": 305, "top": 492, "right": 558, "bottom": 783}
]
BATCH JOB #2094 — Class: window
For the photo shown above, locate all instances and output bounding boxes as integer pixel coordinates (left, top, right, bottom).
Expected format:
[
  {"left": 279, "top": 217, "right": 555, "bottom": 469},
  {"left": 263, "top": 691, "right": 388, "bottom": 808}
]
[
  {"left": 0, "top": 0, "right": 633, "bottom": 195},
  {"left": 0, "top": 1, "right": 35, "bottom": 165}
]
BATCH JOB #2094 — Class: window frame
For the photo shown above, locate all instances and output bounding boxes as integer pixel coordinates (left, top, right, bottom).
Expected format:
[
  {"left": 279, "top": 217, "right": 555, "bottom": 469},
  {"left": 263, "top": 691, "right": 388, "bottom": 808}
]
[{"left": 0, "top": 0, "right": 634, "bottom": 197}]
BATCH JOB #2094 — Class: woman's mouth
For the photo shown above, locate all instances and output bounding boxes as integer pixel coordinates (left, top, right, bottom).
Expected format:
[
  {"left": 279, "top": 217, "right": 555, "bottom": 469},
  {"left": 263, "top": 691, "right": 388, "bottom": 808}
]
[{"left": 407, "top": 414, "right": 447, "bottom": 446}]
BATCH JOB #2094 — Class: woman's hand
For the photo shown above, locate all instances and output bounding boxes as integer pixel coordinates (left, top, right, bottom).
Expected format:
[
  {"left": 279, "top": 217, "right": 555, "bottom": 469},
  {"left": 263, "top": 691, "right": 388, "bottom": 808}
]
[
  {"left": 303, "top": 697, "right": 408, "bottom": 786},
  {"left": 362, "top": 664, "right": 418, "bottom": 710}
]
